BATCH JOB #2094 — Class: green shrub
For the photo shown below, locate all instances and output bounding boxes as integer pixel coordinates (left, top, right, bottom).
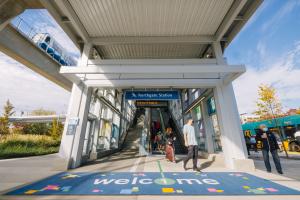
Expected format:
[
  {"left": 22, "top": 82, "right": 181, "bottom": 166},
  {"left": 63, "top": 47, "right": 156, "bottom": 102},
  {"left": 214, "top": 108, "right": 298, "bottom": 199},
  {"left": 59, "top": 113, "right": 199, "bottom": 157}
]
[
  {"left": 0, "top": 134, "right": 60, "bottom": 159},
  {"left": 22, "top": 123, "right": 51, "bottom": 135}
]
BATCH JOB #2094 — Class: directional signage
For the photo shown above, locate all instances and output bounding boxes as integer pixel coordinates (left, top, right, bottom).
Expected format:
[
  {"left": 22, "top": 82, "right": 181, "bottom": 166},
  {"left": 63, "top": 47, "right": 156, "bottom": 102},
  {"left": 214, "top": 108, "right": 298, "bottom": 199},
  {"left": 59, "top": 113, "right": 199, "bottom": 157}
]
[
  {"left": 135, "top": 101, "right": 168, "bottom": 107},
  {"left": 125, "top": 91, "right": 179, "bottom": 100}
]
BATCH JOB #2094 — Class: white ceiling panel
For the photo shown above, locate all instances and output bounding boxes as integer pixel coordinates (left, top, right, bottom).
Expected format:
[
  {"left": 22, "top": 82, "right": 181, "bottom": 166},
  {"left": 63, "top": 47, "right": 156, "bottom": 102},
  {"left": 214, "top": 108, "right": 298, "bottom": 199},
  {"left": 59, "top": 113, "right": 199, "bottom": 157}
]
[
  {"left": 96, "top": 43, "right": 205, "bottom": 59},
  {"left": 69, "top": 0, "right": 234, "bottom": 37}
]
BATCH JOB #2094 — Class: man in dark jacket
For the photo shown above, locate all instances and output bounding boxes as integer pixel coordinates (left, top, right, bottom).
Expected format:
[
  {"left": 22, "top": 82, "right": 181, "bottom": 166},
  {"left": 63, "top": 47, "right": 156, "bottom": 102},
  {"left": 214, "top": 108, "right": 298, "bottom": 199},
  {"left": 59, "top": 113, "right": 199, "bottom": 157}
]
[{"left": 256, "top": 124, "right": 283, "bottom": 174}]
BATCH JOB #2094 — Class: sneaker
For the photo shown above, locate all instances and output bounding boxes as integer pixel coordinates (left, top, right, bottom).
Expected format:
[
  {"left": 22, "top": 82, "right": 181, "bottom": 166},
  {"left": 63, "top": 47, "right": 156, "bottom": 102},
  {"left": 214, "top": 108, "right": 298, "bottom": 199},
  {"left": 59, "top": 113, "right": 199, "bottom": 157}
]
[
  {"left": 267, "top": 170, "right": 272, "bottom": 173},
  {"left": 278, "top": 171, "right": 283, "bottom": 174},
  {"left": 193, "top": 168, "right": 201, "bottom": 172}
]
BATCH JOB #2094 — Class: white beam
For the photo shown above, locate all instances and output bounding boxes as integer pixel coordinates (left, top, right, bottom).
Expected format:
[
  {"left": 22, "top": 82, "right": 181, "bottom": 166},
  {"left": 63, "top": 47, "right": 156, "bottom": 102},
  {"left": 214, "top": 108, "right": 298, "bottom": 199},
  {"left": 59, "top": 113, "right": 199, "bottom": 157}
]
[
  {"left": 212, "top": 42, "right": 226, "bottom": 64},
  {"left": 78, "top": 42, "right": 92, "bottom": 66},
  {"left": 88, "top": 58, "right": 217, "bottom": 65},
  {"left": 84, "top": 79, "right": 219, "bottom": 88},
  {"left": 80, "top": 73, "right": 220, "bottom": 80},
  {"left": 54, "top": 0, "right": 90, "bottom": 43},
  {"left": 60, "top": 64, "right": 246, "bottom": 74},
  {"left": 215, "top": 0, "right": 247, "bottom": 41},
  {"left": 91, "top": 35, "right": 214, "bottom": 45}
]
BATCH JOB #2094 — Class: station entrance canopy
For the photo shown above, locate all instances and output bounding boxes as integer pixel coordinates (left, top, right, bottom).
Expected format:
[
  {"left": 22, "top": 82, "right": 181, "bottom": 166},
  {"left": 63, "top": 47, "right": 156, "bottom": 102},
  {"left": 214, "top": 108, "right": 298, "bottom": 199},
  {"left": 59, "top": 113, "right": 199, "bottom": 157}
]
[
  {"left": 41, "top": 0, "right": 262, "bottom": 88},
  {"left": 41, "top": 0, "right": 263, "bottom": 170}
]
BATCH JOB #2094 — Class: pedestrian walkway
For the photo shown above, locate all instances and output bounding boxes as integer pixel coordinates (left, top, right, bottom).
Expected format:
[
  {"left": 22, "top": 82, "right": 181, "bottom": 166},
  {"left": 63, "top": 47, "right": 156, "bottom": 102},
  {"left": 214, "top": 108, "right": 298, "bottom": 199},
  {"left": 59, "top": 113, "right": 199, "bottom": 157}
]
[
  {"left": 250, "top": 151, "right": 300, "bottom": 181},
  {"left": 1, "top": 150, "right": 300, "bottom": 199},
  {"left": 1, "top": 126, "right": 300, "bottom": 199}
]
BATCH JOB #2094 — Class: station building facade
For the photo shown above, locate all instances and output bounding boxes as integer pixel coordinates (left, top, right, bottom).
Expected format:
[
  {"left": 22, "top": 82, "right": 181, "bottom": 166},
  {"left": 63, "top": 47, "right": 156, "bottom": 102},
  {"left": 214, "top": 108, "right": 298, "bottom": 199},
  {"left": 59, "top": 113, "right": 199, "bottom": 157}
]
[{"left": 35, "top": 0, "right": 264, "bottom": 171}]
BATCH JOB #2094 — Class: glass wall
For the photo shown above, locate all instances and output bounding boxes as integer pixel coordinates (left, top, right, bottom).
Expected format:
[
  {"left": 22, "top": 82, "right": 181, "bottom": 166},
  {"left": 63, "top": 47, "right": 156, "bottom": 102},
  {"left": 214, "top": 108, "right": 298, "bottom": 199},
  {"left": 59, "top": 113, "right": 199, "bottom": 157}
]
[
  {"left": 192, "top": 105, "right": 206, "bottom": 151},
  {"left": 84, "top": 88, "right": 136, "bottom": 159},
  {"left": 173, "top": 88, "right": 223, "bottom": 153},
  {"left": 206, "top": 96, "right": 222, "bottom": 152}
]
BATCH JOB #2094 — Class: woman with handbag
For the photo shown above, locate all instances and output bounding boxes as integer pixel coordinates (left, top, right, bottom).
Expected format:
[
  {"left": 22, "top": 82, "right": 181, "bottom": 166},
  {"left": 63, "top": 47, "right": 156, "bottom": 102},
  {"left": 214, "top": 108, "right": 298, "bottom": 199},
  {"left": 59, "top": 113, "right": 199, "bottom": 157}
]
[{"left": 165, "top": 127, "right": 176, "bottom": 163}]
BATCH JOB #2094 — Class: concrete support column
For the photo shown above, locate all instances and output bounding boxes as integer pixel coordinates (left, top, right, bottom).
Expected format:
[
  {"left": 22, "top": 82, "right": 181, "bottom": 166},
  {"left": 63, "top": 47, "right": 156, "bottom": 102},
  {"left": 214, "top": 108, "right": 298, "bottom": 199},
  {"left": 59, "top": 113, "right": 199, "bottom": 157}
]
[
  {"left": 59, "top": 42, "right": 94, "bottom": 168},
  {"left": 214, "top": 83, "right": 253, "bottom": 170},
  {"left": 59, "top": 83, "right": 92, "bottom": 168}
]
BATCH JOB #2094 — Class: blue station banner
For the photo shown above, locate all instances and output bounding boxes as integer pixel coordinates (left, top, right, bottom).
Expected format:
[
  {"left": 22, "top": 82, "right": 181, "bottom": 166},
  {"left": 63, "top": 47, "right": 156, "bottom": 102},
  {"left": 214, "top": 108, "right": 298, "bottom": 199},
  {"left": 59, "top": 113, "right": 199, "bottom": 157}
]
[{"left": 125, "top": 91, "right": 180, "bottom": 100}]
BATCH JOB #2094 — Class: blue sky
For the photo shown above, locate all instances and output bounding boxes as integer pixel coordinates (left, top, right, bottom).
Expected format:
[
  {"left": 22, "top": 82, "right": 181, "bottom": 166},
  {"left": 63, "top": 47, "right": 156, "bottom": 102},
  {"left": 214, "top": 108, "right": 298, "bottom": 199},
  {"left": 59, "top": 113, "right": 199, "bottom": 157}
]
[{"left": 0, "top": 0, "right": 300, "bottom": 115}]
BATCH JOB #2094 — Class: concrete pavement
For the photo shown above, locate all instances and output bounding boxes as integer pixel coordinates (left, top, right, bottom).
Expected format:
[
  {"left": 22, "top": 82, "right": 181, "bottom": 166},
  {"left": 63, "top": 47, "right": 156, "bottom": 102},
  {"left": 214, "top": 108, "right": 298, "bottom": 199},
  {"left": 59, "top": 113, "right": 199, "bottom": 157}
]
[{"left": 250, "top": 151, "right": 300, "bottom": 181}]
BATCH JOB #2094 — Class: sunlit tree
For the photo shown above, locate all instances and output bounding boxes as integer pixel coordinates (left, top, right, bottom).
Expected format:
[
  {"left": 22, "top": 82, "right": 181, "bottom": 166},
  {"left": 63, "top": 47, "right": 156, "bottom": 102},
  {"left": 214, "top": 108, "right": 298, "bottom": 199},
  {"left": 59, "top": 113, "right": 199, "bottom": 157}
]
[
  {"left": 0, "top": 100, "right": 15, "bottom": 136},
  {"left": 253, "top": 84, "right": 282, "bottom": 119}
]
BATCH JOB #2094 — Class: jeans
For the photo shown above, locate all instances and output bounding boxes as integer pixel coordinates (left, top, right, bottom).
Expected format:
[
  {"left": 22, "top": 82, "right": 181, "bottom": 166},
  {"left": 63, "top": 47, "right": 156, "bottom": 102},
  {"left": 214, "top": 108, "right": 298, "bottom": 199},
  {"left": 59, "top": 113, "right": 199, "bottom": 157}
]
[
  {"left": 183, "top": 145, "right": 198, "bottom": 169},
  {"left": 262, "top": 149, "right": 282, "bottom": 173}
]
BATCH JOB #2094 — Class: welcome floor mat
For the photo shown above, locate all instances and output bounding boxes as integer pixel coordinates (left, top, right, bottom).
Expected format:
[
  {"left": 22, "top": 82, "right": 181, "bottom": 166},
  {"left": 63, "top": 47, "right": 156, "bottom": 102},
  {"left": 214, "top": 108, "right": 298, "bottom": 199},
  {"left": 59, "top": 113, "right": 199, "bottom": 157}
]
[{"left": 5, "top": 172, "right": 300, "bottom": 196}]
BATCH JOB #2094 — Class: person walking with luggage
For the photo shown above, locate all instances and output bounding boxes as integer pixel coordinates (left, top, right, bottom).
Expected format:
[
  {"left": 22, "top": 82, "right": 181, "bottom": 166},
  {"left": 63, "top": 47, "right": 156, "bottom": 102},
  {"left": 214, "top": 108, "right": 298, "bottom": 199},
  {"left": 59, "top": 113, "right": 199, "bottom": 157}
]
[
  {"left": 256, "top": 124, "right": 283, "bottom": 174},
  {"left": 182, "top": 118, "right": 200, "bottom": 171},
  {"left": 165, "top": 127, "right": 176, "bottom": 162}
]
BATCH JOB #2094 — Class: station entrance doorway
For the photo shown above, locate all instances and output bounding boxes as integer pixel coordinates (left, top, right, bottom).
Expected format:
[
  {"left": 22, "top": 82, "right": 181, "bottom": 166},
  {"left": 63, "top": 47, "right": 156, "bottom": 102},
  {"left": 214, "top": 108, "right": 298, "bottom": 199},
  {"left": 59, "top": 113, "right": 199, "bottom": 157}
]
[{"left": 123, "top": 89, "right": 224, "bottom": 160}]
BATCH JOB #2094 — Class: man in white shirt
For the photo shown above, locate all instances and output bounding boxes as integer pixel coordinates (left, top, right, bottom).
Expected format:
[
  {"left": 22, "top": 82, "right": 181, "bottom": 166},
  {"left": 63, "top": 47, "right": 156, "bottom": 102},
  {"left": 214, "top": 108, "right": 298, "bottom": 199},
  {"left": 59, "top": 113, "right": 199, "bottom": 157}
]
[{"left": 183, "top": 118, "right": 199, "bottom": 171}]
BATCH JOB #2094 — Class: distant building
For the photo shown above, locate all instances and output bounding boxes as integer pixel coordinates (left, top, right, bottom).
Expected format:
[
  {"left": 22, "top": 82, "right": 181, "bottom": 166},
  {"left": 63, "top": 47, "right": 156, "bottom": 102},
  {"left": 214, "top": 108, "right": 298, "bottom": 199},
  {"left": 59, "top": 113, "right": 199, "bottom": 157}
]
[{"left": 240, "top": 114, "right": 260, "bottom": 124}]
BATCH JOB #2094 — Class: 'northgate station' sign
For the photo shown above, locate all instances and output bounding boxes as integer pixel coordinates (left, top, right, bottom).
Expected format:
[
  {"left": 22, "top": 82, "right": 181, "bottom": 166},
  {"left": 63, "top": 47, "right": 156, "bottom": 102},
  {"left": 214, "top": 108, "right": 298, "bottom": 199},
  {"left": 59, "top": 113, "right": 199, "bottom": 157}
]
[{"left": 125, "top": 91, "right": 180, "bottom": 100}]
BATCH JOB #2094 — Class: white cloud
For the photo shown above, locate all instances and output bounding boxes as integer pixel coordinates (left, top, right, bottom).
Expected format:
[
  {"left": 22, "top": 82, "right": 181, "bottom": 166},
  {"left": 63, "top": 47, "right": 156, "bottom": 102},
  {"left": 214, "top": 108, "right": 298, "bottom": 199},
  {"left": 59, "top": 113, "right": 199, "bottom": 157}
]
[
  {"left": 261, "top": 0, "right": 299, "bottom": 33},
  {"left": 0, "top": 53, "right": 70, "bottom": 115},
  {"left": 256, "top": 40, "right": 267, "bottom": 60},
  {"left": 233, "top": 41, "right": 300, "bottom": 114}
]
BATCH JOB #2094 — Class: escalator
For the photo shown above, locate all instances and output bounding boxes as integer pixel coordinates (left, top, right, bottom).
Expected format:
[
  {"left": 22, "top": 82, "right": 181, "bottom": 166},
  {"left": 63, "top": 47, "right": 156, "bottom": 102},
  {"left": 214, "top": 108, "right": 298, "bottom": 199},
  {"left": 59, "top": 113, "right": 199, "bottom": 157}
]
[
  {"left": 151, "top": 107, "right": 187, "bottom": 155},
  {"left": 119, "top": 106, "right": 187, "bottom": 156}
]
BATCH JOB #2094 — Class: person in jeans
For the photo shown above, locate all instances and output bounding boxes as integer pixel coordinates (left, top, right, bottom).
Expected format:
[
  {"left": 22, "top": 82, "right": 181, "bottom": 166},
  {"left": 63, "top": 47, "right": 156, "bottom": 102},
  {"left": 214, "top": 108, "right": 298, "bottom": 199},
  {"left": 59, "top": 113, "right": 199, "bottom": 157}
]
[
  {"left": 182, "top": 118, "right": 200, "bottom": 171},
  {"left": 256, "top": 124, "right": 283, "bottom": 174}
]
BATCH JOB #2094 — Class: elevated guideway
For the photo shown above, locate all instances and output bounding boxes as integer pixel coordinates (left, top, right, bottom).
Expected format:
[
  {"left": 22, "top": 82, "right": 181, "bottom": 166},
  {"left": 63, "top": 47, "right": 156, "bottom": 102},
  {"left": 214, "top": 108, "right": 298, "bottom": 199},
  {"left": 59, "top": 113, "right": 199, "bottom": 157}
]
[
  {"left": 0, "top": 0, "right": 74, "bottom": 91},
  {"left": 0, "top": 23, "right": 72, "bottom": 91}
]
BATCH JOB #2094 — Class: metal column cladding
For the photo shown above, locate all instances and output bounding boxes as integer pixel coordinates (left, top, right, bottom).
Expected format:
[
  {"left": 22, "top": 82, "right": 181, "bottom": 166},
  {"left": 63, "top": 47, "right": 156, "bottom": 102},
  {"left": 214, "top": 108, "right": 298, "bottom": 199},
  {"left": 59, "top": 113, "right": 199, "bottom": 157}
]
[{"left": 125, "top": 91, "right": 180, "bottom": 100}]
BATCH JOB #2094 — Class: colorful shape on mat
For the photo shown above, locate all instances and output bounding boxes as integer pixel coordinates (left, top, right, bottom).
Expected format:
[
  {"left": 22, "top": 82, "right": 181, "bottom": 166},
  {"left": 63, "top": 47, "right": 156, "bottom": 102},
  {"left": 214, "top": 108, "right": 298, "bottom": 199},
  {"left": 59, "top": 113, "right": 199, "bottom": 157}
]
[
  {"left": 243, "top": 186, "right": 250, "bottom": 189},
  {"left": 176, "top": 189, "right": 183, "bottom": 193},
  {"left": 162, "top": 188, "right": 175, "bottom": 193},
  {"left": 132, "top": 187, "right": 139, "bottom": 192},
  {"left": 216, "top": 189, "right": 224, "bottom": 193},
  {"left": 61, "top": 174, "right": 80, "bottom": 179},
  {"left": 266, "top": 188, "right": 278, "bottom": 192},
  {"left": 257, "top": 188, "right": 265, "bottom": 191},
  {"left": 242, "top": 177, "right": 249, "bottom": 180},
  {"left": 120, "top": 189, "right": 132, "bottom": 194},
  {"left": 92, "top": 189, "right": 103, "bottom": 193},
  {"left": 42, "top": 185, "right": 59, "bottom": 191},
  {"left": 24, "top": 190, "right": 38, "bottom": 194},
  {"left": 61, "top": 186, "right": 72, "bottom": 192},
  {"left": 207, "top": 188, "right": 217, "bottom": 192},
  {"left": 248, "top": 189, "right": 267, "bottom": 194}
]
